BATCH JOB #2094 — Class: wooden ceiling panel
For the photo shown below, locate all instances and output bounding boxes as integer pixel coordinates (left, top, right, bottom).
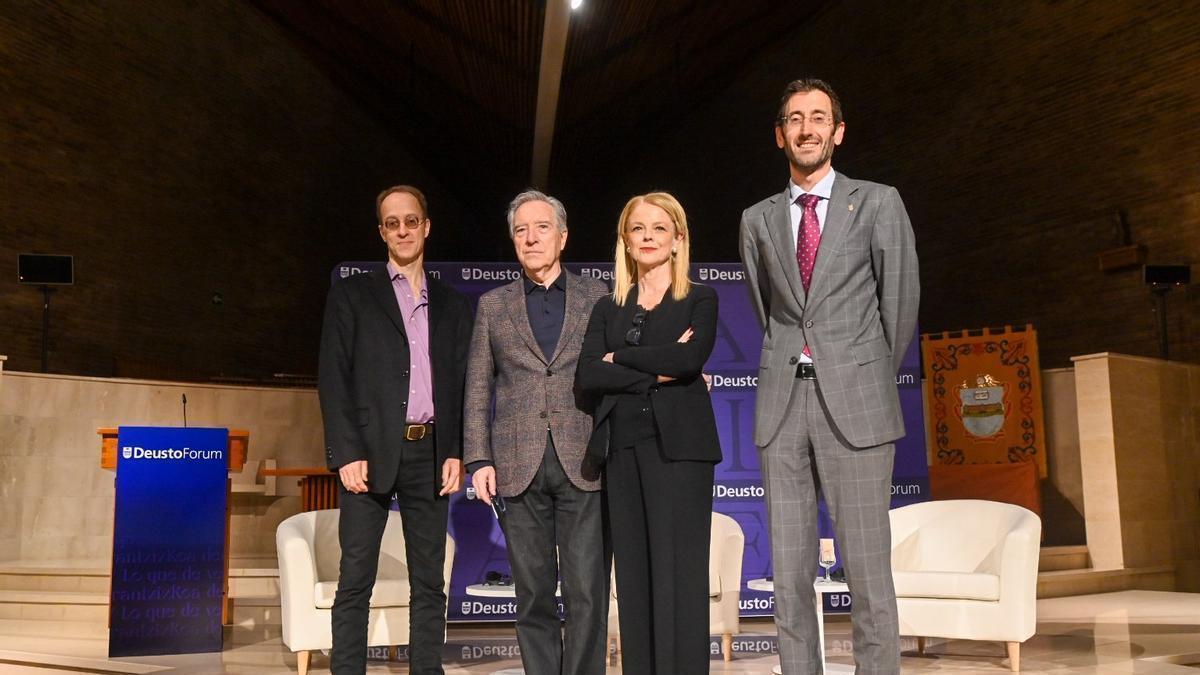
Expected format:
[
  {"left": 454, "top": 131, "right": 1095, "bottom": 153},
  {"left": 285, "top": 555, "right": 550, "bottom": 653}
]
[{"left": 410, "top": 0, "right": 544, "bottom": 72}]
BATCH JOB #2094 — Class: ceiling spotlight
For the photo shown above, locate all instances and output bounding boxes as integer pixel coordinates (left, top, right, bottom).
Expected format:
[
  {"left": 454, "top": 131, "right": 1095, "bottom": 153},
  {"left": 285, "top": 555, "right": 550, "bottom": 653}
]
[{"left": 570, "top": 0, "right": 583, "bottom": 9}]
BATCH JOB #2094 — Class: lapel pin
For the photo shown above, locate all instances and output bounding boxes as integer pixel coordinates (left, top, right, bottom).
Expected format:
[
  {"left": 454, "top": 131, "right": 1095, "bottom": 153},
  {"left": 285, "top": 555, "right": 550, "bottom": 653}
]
[{"left": 848, "top": 204, "right": 855, "bottom": 211}]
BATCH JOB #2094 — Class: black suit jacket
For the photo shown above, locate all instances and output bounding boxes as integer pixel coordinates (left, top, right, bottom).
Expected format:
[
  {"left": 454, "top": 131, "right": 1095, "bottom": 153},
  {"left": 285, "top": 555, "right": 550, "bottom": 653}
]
[
  {"left": 576, "top": 283, "right": 722, "bottom": 464},
  {"left": 318, "top": 268, "right": 473, "bottom": 491}
]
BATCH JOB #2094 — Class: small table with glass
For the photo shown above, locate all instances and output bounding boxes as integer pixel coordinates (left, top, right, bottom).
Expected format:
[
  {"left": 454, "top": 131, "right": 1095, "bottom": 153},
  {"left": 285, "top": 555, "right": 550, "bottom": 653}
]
[{"left": 748, "top": 537, "right": 853, "bottom": 674}]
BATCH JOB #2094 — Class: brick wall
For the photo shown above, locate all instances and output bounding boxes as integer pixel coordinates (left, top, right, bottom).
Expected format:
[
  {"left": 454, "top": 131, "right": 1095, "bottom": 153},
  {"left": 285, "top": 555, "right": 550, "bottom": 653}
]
[
  {"left": 2, "top": 1, "right": 1197, "bottom": 377},
  {"left": 579, "top": 0, "right": 1200, "bottom": 367},
  {"left": 0, "top": 1, "right": 475, "bottom": 379}
]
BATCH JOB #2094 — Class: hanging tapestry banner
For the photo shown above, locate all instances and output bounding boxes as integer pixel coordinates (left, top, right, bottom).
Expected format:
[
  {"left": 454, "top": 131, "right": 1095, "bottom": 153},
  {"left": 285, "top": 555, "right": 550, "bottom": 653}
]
[{"left": 921, "top": 324, "right": 1047, "bottom": 477}]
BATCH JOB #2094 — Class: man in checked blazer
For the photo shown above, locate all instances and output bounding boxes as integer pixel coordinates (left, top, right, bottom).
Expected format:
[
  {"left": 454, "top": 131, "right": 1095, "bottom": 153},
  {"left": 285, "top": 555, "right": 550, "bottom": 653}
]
[
  {"left": 464, "top": 190, "right": 609, "bottom": 675},
  {"left": 740, "top": 79, "right": 920, "bottom": 674}
]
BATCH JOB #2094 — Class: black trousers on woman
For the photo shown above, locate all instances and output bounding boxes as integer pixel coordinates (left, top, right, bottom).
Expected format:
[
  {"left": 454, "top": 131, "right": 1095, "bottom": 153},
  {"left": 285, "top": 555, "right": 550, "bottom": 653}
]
[{"left": 607, "top": 435, "right": 715, "bottom": 675}]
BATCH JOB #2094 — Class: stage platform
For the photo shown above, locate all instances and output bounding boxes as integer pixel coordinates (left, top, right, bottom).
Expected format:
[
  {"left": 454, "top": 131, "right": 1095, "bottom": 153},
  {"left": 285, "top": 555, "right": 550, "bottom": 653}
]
[{"left": 0, "top": 580, "right": 1197, "bottom": 673}]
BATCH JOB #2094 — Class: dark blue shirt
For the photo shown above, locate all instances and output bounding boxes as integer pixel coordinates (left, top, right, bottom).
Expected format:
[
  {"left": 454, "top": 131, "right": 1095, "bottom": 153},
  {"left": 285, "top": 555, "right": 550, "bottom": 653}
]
[
  {"left": 524, "top": 271, "right": 566, "bottom": 361},
  {"left": 468, "top": 272, "right": 568, "bottom": 476}
]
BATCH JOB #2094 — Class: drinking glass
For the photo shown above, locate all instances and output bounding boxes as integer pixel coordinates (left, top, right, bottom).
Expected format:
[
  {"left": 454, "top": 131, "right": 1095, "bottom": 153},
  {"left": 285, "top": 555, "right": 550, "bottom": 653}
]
[{"left": 818, "top": 538, "right": 836, "bottom": 584}]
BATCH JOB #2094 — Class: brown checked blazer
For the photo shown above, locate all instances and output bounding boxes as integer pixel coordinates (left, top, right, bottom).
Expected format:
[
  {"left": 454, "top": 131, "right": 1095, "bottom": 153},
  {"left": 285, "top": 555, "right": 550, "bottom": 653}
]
[{"left": 463, "top": 271, "right": 609, "bottom": 498}]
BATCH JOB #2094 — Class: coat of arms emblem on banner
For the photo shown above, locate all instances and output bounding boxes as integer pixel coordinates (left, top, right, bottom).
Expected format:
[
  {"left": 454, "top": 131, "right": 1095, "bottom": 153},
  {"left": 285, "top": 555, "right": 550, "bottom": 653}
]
[
  {"left": 920, "top": 324, "right": 1047, "bottom": 477},
  {"left": 956, "top": 374, "right": 1008, "bottom": 438}
]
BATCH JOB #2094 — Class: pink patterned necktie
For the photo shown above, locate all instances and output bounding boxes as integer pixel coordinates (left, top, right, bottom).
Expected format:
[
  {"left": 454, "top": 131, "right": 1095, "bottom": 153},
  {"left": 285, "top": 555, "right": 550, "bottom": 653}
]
[
  {"left": 796, "top": 193, "right": 821, "bottom": 291},
  {"left": 796, "top": 193, "right": 821, "bottom": 357}
]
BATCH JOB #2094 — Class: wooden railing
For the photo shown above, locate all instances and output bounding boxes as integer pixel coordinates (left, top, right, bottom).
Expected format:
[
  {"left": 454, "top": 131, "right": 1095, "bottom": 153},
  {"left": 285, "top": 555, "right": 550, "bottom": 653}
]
[{"left": 260, "top": 467, "right": 339, "bottom": 511}]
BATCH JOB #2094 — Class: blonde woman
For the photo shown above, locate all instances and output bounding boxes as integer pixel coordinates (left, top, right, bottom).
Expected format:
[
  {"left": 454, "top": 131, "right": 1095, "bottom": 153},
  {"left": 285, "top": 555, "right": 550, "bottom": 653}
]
[{"left": 576, "top": 192, "right": 721, "bottom": 674}]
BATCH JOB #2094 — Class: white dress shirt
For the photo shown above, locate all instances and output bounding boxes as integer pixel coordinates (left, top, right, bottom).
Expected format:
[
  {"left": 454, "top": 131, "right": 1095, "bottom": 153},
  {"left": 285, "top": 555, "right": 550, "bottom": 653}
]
[{"left": 788, "top": 169, "right": 837, "bottom": 363}]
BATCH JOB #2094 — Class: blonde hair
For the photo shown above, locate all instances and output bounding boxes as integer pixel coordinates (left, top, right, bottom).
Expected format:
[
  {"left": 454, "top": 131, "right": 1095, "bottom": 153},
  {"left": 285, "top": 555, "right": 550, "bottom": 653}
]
[{"left": 612, "top": 192, "right": 693, "bottom": 306}]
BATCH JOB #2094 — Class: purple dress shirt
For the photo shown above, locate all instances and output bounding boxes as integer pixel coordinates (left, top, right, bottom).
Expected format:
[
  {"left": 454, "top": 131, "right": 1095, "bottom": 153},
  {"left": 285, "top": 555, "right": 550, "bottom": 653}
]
[{"left": 387, "top": 261, "right": 435, "bottom": 424}]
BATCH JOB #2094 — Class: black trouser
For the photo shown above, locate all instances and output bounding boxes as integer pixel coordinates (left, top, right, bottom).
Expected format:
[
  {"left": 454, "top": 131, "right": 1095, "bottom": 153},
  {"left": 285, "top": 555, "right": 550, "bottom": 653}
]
[
  {"left": 331, "top": 433, "right": 448, "bottom": 675},
  {"left": 500, "top": 433, "right": 609, "bottom": 675},
  {"left": 607, "top": 435, "right": 714, "bottom": 675}
]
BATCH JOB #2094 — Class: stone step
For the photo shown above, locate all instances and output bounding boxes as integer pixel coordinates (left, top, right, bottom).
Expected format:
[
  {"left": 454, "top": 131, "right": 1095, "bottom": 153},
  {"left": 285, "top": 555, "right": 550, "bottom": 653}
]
[
  {"left": 0, "top": 617, "right": 109, "bottom": 640},
  {"left": 1037, "top": 564, "right": 1175, "bottom": 598},
  {"left": 228, "top": 565, "right": 279, "bottom": 599},
  {"left": 0, "top": 559, "right": 286, "bottom": 640},
  {"left": 0, "top": 560, "right": 278, "bottom": 598},
  {"left": 0, "top": 590, "right": 109, "bottom": 623},
  {"left": 0, "top": 594, "right": 288, "bottom": 637},
  {"left": 1038, "top": 545, "right": 1090, "bottom": 572},
  {"left": 0, "top": 647, "right": 165, "bottom": 674},
  {"left": 0, "top": 564, "right": 110, "bottom": 594},
  {"left": 229, "top": 595, "right": 284, "bottom": 627}
]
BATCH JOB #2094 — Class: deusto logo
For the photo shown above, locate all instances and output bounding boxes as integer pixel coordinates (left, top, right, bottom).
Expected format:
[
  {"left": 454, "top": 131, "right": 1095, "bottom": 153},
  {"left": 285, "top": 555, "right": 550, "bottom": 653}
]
[
  {"left": 460, "top": 600, "right": 518, "bottom": 616},
  {"left": 828, "top": 592, "right": 853, "bottom": 609},
  {"left": 460, "top": 643, "right": 521, "bottom": 660},
  {"left": 712, "top": 483, "right": 765, "bottom": 499},
  {"left": 698, "top": 267, "right": 745, "bottom": 282},
  {"left": 121, "top": 446, "right": 225, "bottom": 461},
  {"left": 710, "top": 374, "right": 758, "bottom": 389},
  {"left": 740, "top": 595, "right": 775, "bottom": 611},
  {"left": 578, "top": 267, "right": 615, "bottom": 281},
  {"left": 339, "top": 266, "right": 371, "bottom": 278},
  {"left": 460, "top": 268, "right": 521, "bottom": 282}
]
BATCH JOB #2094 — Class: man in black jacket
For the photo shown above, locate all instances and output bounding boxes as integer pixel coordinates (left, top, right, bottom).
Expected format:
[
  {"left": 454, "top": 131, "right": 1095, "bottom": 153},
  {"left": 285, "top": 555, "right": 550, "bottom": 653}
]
[{"left": 318, "top": 185, "right": 473, "bottom": 675}]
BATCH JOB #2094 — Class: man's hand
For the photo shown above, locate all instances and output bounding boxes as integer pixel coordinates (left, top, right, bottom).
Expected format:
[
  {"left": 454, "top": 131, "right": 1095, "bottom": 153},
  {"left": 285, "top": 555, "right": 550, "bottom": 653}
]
[
  {"left": 603, "top": 352, "right": 615, "bottom": 363},
  {"left": 703, "top": 373, "right": 713, "bottom": 391},
  {"left": 677, "top": 327, "right": 694, "bottom": 342},
  {"left": 439, "top": 458, "right": 463, "bottom": 496},
  {"left": 471, "top": 465, "right": 497, "bottom": 505},
  {"left": 338, "top": 460, "right": 369, "bottom": 494}
]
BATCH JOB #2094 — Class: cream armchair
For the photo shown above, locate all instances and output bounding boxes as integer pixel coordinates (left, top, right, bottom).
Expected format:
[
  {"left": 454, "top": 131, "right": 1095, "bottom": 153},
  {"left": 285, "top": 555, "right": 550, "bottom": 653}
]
[
  {"left": 890, "top": 499, "right": 1041, "bottom": 672},
  {"left": 276, "top": 509, "right": 456, "bottom": 675},
  {"left": 709, "top": 510, "right": 746, "bottom": 659},
  {"left": 608, "top": 511, "right": 745, "bottom": 662}
]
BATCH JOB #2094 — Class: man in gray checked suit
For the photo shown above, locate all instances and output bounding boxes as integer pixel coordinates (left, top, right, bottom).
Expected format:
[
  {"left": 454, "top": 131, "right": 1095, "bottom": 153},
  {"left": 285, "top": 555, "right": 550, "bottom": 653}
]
[
  {"left": 740, "top": 78, "right": 920, "bottom": 674},
  {"left": 464, "top": 190, "right": 609, "bottom": 675}
]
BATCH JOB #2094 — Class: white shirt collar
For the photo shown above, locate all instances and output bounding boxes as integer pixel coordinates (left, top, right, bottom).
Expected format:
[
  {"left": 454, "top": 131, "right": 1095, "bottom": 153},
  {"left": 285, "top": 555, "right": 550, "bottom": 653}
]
[{"left": 788, "top": 168, "right": 837, "bottom": 202}]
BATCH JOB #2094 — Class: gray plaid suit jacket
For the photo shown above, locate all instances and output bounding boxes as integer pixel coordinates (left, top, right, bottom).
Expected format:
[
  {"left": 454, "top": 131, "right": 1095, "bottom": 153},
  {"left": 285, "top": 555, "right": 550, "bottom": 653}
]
[
  {"left": 463, "top": 271, "right": 609, "bottom": 497},
  {"left": 739, "top": 173, "right": 919, "bottom": 449}
]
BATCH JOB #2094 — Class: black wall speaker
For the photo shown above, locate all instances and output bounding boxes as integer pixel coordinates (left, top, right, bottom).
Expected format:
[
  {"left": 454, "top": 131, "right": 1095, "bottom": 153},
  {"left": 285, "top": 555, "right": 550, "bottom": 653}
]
[
  {"left": 1143, "top": 264, "right": 1191, "bottom": 286},
  {"left": 18, "top": 254, "right": 74, "bottom": 285}
]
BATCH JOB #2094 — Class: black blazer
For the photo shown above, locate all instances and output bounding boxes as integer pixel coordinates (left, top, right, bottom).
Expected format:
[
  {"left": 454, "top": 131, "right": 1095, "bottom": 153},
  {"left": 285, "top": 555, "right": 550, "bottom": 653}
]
[
  {"left": 318, "top": 268, "right": 473, "bottom": 491},
  {"left": 576, "top": 283, "right": 722, "bottom": 464}
]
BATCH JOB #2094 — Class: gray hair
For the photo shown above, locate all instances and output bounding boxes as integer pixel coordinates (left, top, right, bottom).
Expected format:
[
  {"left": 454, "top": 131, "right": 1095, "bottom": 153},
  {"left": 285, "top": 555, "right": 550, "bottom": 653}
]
[{"left": 506, "top": 189, "right": 568, "bottom": 236}]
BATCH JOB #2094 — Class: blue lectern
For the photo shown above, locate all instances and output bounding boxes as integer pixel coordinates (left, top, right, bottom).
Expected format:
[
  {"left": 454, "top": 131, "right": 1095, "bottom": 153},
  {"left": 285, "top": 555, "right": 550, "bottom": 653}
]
[{"left": 108, "top": 426, "right": 229, "bottom": 657}]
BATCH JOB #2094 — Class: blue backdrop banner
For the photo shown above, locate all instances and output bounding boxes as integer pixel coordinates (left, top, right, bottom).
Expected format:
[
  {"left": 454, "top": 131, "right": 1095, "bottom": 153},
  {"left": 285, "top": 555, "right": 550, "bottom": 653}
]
[
  {"left": 331, "top": 261, "right": 928, "bottom": 620},
  {"left": 109, "top": 427, "right": 228, "bottom": 656}
]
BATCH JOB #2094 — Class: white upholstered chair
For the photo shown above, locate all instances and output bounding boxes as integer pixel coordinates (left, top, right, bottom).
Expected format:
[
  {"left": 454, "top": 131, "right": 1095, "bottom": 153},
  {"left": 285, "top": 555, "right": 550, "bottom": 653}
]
[
  {"left": 890, "top": 499, "right": 1041, "bottom": 672},
  {"left": 608, "top": 511, "right": 745, "bottom": 662},
  {"left": 708, "top": 510, "right": 746, "bottom": 659},
  {"left": 276, "top": 509, "right": 456, "bottom": 675}
]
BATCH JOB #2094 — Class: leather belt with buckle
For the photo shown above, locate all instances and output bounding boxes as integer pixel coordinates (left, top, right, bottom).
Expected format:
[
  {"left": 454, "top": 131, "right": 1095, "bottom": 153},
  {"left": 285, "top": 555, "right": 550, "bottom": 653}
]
[
  {"left": 795, "top": 363, "right": 817, "bottom": 380},
  {"left": 404, "top": 423, "right": 433, "bottom": 441}
]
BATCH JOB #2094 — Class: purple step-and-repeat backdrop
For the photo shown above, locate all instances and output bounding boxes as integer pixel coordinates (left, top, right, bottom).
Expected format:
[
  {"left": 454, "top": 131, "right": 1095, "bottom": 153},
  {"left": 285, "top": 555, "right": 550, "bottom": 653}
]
[{"left": 332, "top": 261, "right": 928, "bottom": 621}]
